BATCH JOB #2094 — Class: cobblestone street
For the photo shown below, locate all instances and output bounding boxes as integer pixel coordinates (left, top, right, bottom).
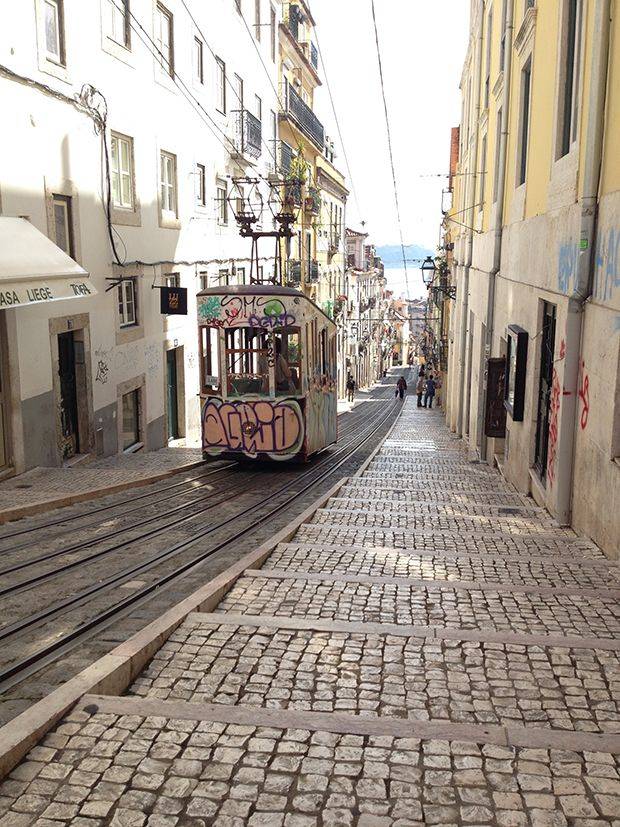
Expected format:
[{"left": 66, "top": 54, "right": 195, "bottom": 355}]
[{"left": 1, "top": 400, "right": 618, "bottom": 826}]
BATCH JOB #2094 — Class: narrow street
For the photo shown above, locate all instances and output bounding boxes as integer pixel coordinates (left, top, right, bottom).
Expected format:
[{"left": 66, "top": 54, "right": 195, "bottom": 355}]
[{"left": 1, "top": 401, "right": 617, "bottom": 825}]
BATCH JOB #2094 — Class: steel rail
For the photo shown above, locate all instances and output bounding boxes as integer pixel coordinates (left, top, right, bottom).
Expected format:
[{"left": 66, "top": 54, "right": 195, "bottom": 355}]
[{"left": 0, "top": 392, "right": 402, "bottom": 692}]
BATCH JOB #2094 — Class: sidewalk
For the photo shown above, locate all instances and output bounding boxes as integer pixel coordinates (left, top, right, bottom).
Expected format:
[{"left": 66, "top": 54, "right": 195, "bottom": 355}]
[
  {"left": 1, "top": 400, "right": 619, "bottom": 825},
  {"left": 0, "top": 447, "right": 205, "bottom": 523}
]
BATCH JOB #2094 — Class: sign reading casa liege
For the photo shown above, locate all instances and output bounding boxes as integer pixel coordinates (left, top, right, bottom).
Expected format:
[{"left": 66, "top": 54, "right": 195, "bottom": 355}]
[{"left": 0, "top": 280, "right": 94, "bottom": 307}]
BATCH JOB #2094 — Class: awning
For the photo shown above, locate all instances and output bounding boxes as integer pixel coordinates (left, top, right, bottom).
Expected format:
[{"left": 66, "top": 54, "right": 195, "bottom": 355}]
[{"left": 0, "top": 217, "right": 96, "bottom": 308}]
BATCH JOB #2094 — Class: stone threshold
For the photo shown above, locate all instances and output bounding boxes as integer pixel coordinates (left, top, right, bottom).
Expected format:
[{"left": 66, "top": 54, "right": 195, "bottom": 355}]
[
  {"left": 244, "top": 566, "right": 620, "bottom": 601},
  {"left": 272, "top": 540, "right": 618, "bottom": 569},
  {"left": 80, "top": 694, "right": 620, "bottom": 754},
  {"left": 192, "top": 611, "right": 620, "bottom": 652}
]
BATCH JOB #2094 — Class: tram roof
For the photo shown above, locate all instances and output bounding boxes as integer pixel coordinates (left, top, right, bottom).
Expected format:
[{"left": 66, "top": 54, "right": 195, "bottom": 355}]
[{"left": 197, "top": 284, "right": 336, "bottom": 327}]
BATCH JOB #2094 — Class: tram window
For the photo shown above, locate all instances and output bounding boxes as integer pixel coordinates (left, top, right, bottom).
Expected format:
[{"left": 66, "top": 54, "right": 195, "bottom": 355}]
[
  {"left": 319, "top": 328, "right": 327, "bottom": 375},
  {"left": 273, "top": 327, "right": 301, "bottom": 396},
  {"left": 199, "top": 326, "right": 220, "bottom": 393},
  {"left": 225, "top": 328, "right": 269, "bottom": 396}
]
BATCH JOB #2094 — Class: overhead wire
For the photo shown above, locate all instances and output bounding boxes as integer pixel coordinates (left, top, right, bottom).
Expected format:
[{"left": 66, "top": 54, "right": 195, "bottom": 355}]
[{"left": 369, "top": 0, "right": 411, "bottom": 300}]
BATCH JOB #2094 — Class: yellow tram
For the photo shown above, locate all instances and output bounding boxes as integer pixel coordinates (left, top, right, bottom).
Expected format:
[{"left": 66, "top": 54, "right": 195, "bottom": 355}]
[{"left": 197, "top": 285, "right": 338, "bottom": 461}]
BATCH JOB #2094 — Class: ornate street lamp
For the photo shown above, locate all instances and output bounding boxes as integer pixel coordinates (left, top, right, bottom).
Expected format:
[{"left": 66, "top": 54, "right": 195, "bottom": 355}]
[{"left": 421, "top": 256, "right": 436, "bottom": 287}]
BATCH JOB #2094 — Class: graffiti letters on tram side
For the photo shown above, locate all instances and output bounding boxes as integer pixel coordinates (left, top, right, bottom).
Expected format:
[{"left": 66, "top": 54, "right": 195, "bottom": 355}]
[
  {"left": 203, "top": 399, "right": 304, "bottom": 457},
  {"left": 198, "top": 295, "right": 297, "bottom": 329}
]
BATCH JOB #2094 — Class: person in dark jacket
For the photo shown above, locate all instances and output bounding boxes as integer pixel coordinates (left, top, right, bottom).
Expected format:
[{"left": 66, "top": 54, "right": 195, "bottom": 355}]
[
  {"left": 416, "top": 374, "right": 425, "bottom": 407},
  {"left": 395, "top": 376, "right": 407, "bottom": 400},
  {"left": 346, "top": 374, "right": 355, "bottom": 402},
  {"left": 424, "top": 375, "right": 437, "bottom": 408}
]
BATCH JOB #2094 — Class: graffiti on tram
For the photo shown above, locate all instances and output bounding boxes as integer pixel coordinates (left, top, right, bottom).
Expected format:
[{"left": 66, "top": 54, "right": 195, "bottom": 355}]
[
  {"left": 202, "top": 398, "right": 305, "bottom": 458},
  {"left": 198, "top": 295, "right": 298, "bottom": 330}
]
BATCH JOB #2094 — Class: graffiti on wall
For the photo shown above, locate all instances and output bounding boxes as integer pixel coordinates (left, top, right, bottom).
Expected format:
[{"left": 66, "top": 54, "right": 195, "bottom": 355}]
[
  {"left": 557, "top": 242, "right": 579, "bottom": 294},
  {"left": 198, "top": 295, "right": 298, "bottom": 329},
  {"left": 578, "top": 360, "right": 590, "bottom": 430},
  {"left": 593, "top": 227, "right": 620, "bottom": 302},
  {"left": 547, "top": 369, "right": 561, "bottom": 486},
  {"left": 202, "top": 398, "right": 304, "bottom": 458}
]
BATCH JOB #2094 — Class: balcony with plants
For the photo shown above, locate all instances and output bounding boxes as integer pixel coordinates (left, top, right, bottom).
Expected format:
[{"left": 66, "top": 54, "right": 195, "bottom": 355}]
[{"left": 282, "top": 79, "right": 324, "bottom": 150}]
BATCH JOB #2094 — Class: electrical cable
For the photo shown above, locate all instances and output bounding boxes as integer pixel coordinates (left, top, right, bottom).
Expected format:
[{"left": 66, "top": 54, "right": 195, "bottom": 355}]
[{"left": 369, "top": 0, "right": 411, "bottom": 300}]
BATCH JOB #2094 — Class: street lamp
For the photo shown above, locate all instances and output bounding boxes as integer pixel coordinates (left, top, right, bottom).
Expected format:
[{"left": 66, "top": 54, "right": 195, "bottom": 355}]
[{"left": 421, "top": 256, "right": 436, "bottom": 287}]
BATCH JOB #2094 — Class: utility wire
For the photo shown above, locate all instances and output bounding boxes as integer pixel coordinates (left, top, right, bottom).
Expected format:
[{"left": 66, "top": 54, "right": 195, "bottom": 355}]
[{"left": 370, "top": 0, "right": 411, "bottom": 300}]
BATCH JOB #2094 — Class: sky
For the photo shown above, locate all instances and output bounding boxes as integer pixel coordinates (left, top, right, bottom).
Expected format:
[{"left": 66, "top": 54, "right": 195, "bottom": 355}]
[{"left": 311, "top": 0, "right": 470, "bottom": 252}]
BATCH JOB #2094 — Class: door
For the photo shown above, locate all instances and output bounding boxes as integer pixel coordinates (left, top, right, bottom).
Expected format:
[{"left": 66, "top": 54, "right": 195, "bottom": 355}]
[
  {"left": 58, "top": 332, "right": 79, "bottom": 458},
  {"left": 534, "top": 303, "right": 557, "bottom": 480},
  {"left": 484, "top": 357, "right": 507, "bottom": 437},
  {"left": 0, "top": 330, "right": 9, "bottom": 469},
  {"left": 166, "top": 348, "right": 179, "bottom": 440}
]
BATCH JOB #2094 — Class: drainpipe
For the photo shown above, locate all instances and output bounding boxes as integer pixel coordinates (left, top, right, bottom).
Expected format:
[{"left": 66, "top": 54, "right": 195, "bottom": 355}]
[
  {"left": 555, "top": 0, "right": 611, "bottom": 524},
  {"left": 480, "top": 0, "right": 514, "bottom": 460},
  {"left": 457, "top": 10, "right": 484, "bottom": 437}
]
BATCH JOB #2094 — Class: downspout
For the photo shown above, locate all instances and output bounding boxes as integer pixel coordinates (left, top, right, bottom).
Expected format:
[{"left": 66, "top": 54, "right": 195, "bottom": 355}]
[
  {"left": 480, "top": 0, "right": 514, "bottom": 460},
  {"left": 555, "top": 0, "right": 611, "bottom": 524},
  {"left": 457, "top": 10, "right": 484, "bottom": 437}
]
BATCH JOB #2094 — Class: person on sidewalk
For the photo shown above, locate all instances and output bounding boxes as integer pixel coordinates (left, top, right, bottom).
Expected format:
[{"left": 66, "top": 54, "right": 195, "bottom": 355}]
[
  {"left": 395, "top": 376, "right": 407, "bottom": 400},
  {"left": 424, "top": 374, "right": 437, "bottom": 408},
  {"left": 416, "top": 374, "right": 425, "bottom": 407},
  {"left": 346, "top": 374, "right": 355, "bottom": 403}
]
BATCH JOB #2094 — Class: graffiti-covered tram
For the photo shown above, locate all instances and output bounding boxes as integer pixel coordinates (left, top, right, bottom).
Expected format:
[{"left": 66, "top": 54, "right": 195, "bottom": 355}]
[{"left": 197, "top": 285, "right": 338, "bottom": 461}]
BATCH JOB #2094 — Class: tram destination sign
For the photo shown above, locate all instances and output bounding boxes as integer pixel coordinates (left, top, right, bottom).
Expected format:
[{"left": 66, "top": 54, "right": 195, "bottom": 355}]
[
  {"left": 160, "top": 286, "right": 188, "bottom": 315},
  {"left": 0, "top": 279, "right": 95, "bottom": 307}
]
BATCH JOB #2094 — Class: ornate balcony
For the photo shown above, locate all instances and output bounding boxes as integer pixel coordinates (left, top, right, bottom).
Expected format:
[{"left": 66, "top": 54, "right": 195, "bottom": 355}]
[
  {"left": 286, "top": 260, "right": 302, "bottom": 287},
  {"left": 232, "top": 110, "right": 262, "bottom": 160},
  {"left": 307, "top": 260, "right": 320, "bottom": 283},
  {"left": 282, "top": 80, "right": 324, "bottom": 150},
  {"left": 304, "top": 187, "right": 321, "bottom": 215}
]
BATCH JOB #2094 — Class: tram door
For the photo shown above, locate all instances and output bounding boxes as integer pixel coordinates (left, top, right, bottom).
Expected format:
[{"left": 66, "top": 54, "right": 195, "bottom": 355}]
[
  {"left": 166, "top": 348, "right": 180, "bottom": 440},
  {"left": 58, "top": 332, "right": 80, "bottom": 458}
]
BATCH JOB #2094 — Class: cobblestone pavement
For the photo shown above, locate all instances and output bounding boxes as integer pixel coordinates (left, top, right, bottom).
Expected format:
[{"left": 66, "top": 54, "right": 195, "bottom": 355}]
[
  {"left": 0, "top": 448, "right": 205, "bottom": 518},
  {"left": 1, "top": 401, "right": 619, "bottom": 825}
]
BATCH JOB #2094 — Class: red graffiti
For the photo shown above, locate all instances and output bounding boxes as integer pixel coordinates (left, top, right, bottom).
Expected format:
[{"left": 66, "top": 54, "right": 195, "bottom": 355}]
[
  {"left": 547, "top": 369, "right": 561, "bottom": 485},
  {"left": 578, "top": 360, "right": 590, "bottom": 430},
  {"left": 559, "top": 339, "right": 566, "bottom": 360}
]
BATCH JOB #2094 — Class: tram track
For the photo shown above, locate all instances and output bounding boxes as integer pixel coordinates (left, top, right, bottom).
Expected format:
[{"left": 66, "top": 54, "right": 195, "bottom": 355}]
[{"left": 0, "top": 376, "right": 407, "bottom": 714}]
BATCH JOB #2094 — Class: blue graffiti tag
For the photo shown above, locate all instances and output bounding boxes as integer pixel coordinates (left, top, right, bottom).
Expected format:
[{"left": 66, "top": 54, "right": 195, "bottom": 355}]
[
  {"left": 557, "top": 242, "right": 578, "bottom": 294},
  {"left": 593, "top": 227, "right": 620, "bottom": 302}
]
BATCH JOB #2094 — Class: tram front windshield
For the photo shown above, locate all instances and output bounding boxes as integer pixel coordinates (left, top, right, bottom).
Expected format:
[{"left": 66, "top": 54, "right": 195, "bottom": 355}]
[{"left": 224, "top": 327, "right": 301, "bottom": 397}]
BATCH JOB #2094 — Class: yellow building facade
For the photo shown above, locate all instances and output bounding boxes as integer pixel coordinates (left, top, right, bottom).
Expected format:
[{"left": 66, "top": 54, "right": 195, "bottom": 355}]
[{"left": 447, "top": 0, "right": 620, "bottom": 558}]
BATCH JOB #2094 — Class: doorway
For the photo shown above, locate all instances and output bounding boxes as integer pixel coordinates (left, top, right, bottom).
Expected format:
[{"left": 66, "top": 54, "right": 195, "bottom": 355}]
[
  {"left": 166, "top": 347, "right": 180, "bottom": 440},
  {"left": 0, "top": 322, "right": 10, "bottom": 472},
  {"left": 534, "top": 302, "right": 557, "bottom": 480},
  {"left": 58, "top": 331, "right": 80, "bottom": 459}
]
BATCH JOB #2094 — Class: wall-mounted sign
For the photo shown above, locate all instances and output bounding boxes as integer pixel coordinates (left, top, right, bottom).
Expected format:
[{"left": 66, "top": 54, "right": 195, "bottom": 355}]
[
  {"left": 160, "top": 286, "right": 188, "bottom": 315},
  {"left": 504, "top": 325, "right": 528, "bottom": 421}
]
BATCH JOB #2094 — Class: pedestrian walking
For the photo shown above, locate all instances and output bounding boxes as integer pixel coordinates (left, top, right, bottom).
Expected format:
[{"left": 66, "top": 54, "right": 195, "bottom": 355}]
[
  {"left": 395, "top": 376, "right": 407, "bottom": 400},
  {"left": 416, "top": 374, "right": 425, "bottom": 407},
  {"left": 424, "top": 374, "right": 437, "bottom": 409},
  {"left": 346, "top": 374, "right": 355, "bottom": 403}
]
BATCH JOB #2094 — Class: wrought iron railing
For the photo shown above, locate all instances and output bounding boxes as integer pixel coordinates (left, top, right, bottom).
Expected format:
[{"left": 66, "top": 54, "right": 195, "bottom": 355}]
[
  {"left": 285, "top": 3, "right": 301, "bottom": 40},
  {"left": 282, "top": 80, "right": 325, "bottom": 150},
  {"left": 307, "top": 260, "right": 319, "bottom": 283},
  {"left": 310, "top": 42, "right": 318, "bottom": 70},
  {"left": 286, "top": 260, "right": 302, "bottom": 287},
  {"left": 232, "top": 110, "right": 262, "bottom": 159}
]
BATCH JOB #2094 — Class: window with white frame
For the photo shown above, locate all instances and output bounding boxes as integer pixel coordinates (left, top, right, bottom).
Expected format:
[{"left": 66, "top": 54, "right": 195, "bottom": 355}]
[
  {"left": 216, "top": 179, "right": 228, "bottom": 225},
  {"left": 118, "top": 279, "right": 137, "bottom": 327},
  {"left": 111, "top": 133, "right": 134, "bottom": 210},
  {"left": 107, "top": 0, "right": 130, "bottom": 48},
  {"left": 196, "top": 163, "right": 206, "bottom": 207},
  {"left": 44, "top": 0, "right": 65, "bottom": 64},
  {"left": 52, "top": 194, "right": 74, "bottom": 257},
  {"left": 194, "top": 36, "right": 204, "bottom": 84},
  {"left": 517, "top": 58, "right": 532, "bottom": 186},
  {"left": 557, "top": 0, "right": 583, "bottom": 158},
  {"left": 216, "top": 57, "right": 226, "bottom": 113},
  {"left": 160, "top": 150, "right": 177, "bottom": 216},
  {"left": 155, "top": 2, "right": 174, "bottom": 77},
  {"left": 199, "top": 271, "right": 209, "bottom": 290},
  {"left": 166, "top": 273, "right": 180, "bottom": 287},
  {"left": 254, "top": 94, "right": 262, "bottom": 122},
  {"left": 255, "top": 0, "right": 261, "bottom": 41}
]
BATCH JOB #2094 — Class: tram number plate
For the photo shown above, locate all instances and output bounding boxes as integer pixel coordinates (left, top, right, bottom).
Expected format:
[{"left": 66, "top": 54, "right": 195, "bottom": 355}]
[{"left": 204, "top": 375, "right": 219, "bottom": 385}]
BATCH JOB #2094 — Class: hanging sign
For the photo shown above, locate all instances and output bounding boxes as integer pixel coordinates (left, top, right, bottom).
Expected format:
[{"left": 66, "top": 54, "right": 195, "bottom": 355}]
[{"left": 160, "top": 286, "right": 188, "bottom": 315}]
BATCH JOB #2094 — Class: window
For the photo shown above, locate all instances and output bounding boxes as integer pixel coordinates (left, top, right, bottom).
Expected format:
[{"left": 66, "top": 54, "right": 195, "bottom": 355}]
[
  {"left": 493, "top": 107, "right": 502, "bottom": 203},
  {"left": 270, "top": 5, "right": 276, "bottom": 61},
  {"left": 166, "top": 273, "right": 180, "bottom": 287},
  {"left": 196, "top": 163, "right": 206, "bottom": 207},
  {"left": 216, "top": 179, "right": 228, "bottom": 225},
  {"left": 216, "top": 57, "right": 226, "bottom": 113},
  {"left": 254, "top": 94, "right": 262, "bottom": 122},
  {"left": 218, "top": 268, "right": 230, "bottom": 284},
  {"left": 255, "top": 0, "right": 261, "bottom": 41},
  {"left": 118, "top": 279, "right": 137, "bottom": 327},
  {"left": 479, "top": 134, "right": 487, "bottom": 211},
  {"left": 121, "top": 389, "right": 141, "bottom": 450},
  {"left": 194, "top": 36, "right": 204, "bottom": 84},
  {"left": 499, "top": 0, "right": 508, "bottom": 70},
  {"left": 155, "top": 3, "right": 174, "bottom": 77},
  {"left": 517, "top": 58, "right": 532, "bottom": 186},
  {"left": 199, "top": 271, "right": 209, "bottom": 290},
  {"left": 557, "top": 0, "right": 583, "bottom": 158},
  {"left": 484, "top": 9, "right": 492, "bottom": 109},
  {"left": 236, "top": 266, "right": 246, "bottom": 285},
  {"left": 233, "top": 73, "right": 244, "bottom": 110},
  {"left": 52, "top": 194, "right": 74, "bottom": 257},
  {"left": 107, "top": 0, "right": 130, "bottom": 48},
  {"left": 199, "top": 326, "right": 221, "bottom": 393},
  {"left": 111, "top": 133, "right": 134, "bottom": 210},
  {"left": 225, "top": 328, "right": 269, "bottom": 396},
  {"left": 44, "top": 0, "right": 65, "bottom": 64},
  {"left": 160, "top": 151, "right": 177, "bottom": 216},
  {"left": 274, "top": 327, "right": 302, "bottom": 395}
]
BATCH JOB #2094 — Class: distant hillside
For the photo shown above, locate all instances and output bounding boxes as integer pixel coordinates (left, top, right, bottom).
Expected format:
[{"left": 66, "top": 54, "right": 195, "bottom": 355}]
[{"left": 376, "top": 244, "right": 434, "bottom": 267}]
